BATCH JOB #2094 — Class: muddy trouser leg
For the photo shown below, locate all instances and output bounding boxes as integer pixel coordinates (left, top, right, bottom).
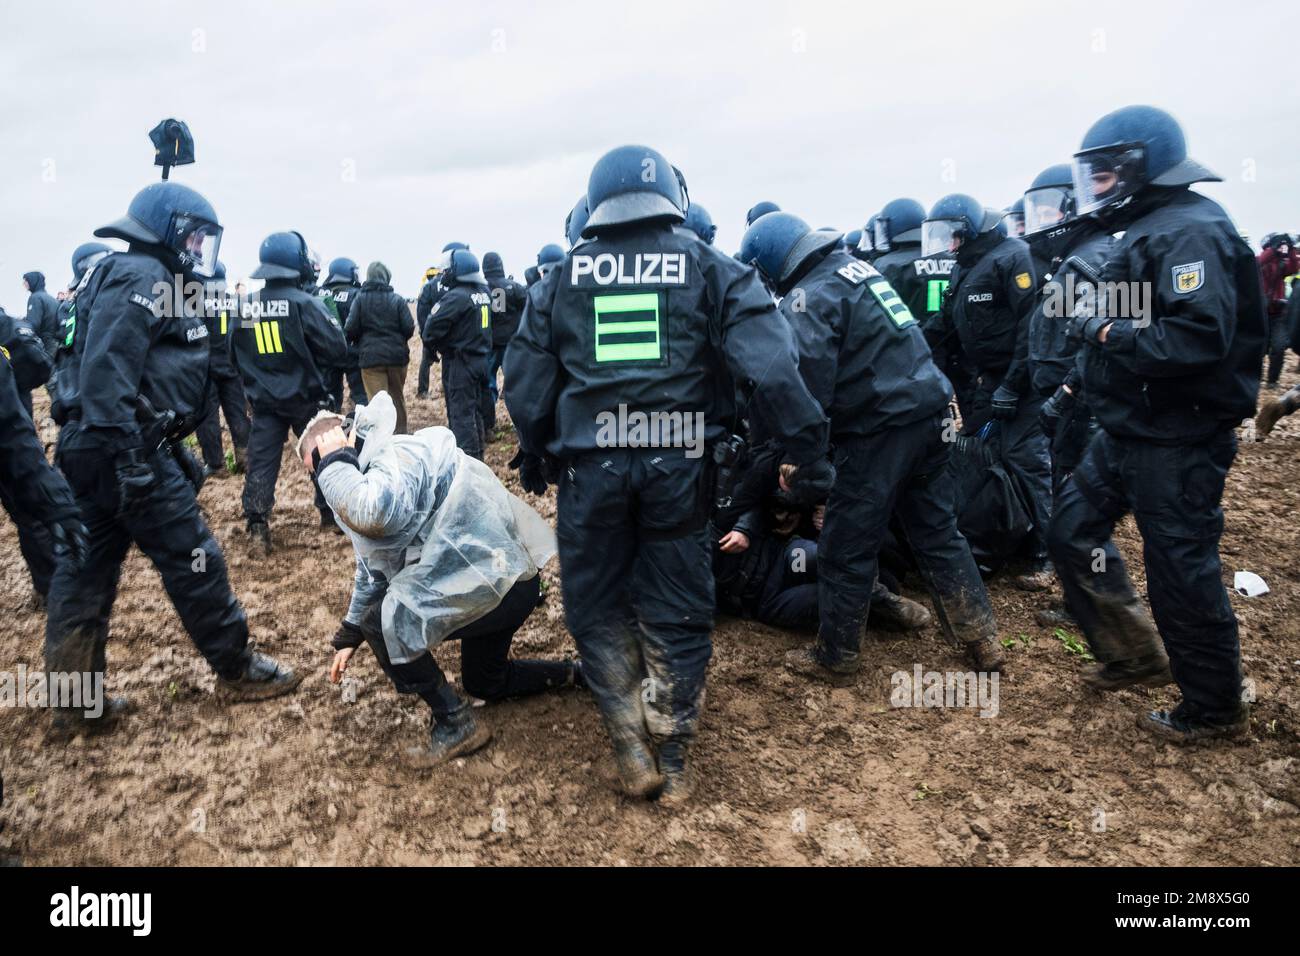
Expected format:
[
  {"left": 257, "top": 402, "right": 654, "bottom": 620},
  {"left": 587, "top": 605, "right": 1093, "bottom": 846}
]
[
  {"left": 50, "top": 445, "right": 249, "bottom": 680},
  {"left": 816, "top": 431, "right": 909, "bottom": 668},
  {"left": 0, "top": 480, "right": 55, "bottom": 595},
  {"left": 195, "top": 378, "right": 226, "bottom": 469},
  {"left": 1126, "top": 433, "right": 1243, "bottom": 723},
  {"left": 358, "top": 603, "right": 460, "bottom": 715},
  {"left": 216, "top": 374, "right": 250, "bottom": 452},
  {"left": 452, "top": 576, "right": 571, "bottom": 699},
  {"left": 387, "top": 367, "right": 409, "bottom": 434},
  {"left": 417, "top": 348, "right": 433, "bottom": 394},
  {"left": 1046, "top": 431, "right": 1163, "bottom": 666},
  {"left": 241, "top": 411, "right": 290, "bottom": 525},
  {"left": 1000, "top": 396, "right": 1054, "bottom": 562},
  {"left": 895, "top": 416, "right": 997, "bottom": 649},
  {"left": 45, "top": 447, "right": 131, "bottom": 689},
  {"left": 557, "top": 454, "right": 649, "bottom": 760}
]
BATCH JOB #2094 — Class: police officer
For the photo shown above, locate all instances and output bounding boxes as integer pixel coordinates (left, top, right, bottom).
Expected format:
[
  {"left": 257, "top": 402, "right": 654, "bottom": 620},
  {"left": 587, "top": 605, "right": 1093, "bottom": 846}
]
[
  {"left": 320, "top": 256, "right": 367, "bottom": 411},
  {"left": 232, "top": 231, "right": 349, "bottom": 553},
  {"left": 1023, "top": 164, "right": 1113, "bottom": 492},
  {"left": 745, "top": 200, "right": 781, "bottom": 228},
  {"left": 1048, "top": 106, "right": 1266, "bottom": 743},
  {"left": 416, "top": 243, "right": 465, "bottom": 398},
  {"left": 923, "top": 193, "right": 1052, "bottom": 590},
  {"left": 425, "top": 247, "right": 492, "bottom": 459},
  {"left": 566, "top": 195, "right": 591, "bottom": 250},
  {"left": 0, "top": 304, "right": 59, "bottom": 605},
  {"left": 741, "top": 213, "right": 1003, "bottom": 677},
  {"left": 482, "top": 252, "right": 526, "bottom": 431},
  {"left": 872, "top": 198, "right": 955, "bottom": 324},
  {"left": 45, "top": 182, "right": 301, "bottom": 734},
  {"left": 680, "top": 202, "right": 717, "bottom": 245},
  {"left": 536, "top": 243, "right": 565, "bottom": 278},
  {"left": 505, "top": 146, "right": 831, "bottom": 805},
  {"left": 194, "top": 261, "right": 250, "bottom": 477}
]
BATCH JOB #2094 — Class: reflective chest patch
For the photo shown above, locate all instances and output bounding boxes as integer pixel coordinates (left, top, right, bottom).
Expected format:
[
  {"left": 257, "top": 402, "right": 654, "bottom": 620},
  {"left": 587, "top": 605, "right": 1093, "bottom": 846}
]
[{"left": 571, "top": 253, "right": 687, "bottom": 286}]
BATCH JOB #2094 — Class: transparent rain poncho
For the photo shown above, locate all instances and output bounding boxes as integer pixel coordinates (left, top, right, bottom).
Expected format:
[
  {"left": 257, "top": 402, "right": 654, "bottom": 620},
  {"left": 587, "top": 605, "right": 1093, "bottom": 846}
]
[{"left": 317, "top": 392, "right": 557, "bottom": 664}]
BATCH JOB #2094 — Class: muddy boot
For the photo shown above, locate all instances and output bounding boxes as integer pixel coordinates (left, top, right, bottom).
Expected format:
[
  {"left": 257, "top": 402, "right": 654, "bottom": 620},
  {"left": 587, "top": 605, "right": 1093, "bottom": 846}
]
[
  {"left": 1138, "top": 705, "right": 1249, "bottom": 745},
  {"left": 405, "top": 703, "right": 492, "bottom": 769},
  {"left": 319, "top": 510, "right": 343, "bottom": 535},
  {"left": 216, "top": 646, "right": 302, "bottom": 702},
  {"left": 232, "top": 444, "right": 247, "bottom": 474},
  {"left": 1011, "top": 558, "right": 1055, "bottom": 592},
  {"left": 1255, "top": 387, "right": 1300, "bottom": 439},
  {"left": 1035, "top": 605, "right": 1076, "bottom": 628},
  {"left": 1082, "top": 652, "right": 1173, "bottom": 691},
  {"left": 965, "top": 636, "right": 1004, "bottom": 672},
  {"left": 1073, "top": 581, "right": 1165, "bottom": 670},
  {"left": 611, "top": 732, "right": 664, "bottom": 798},
  {"left": 49, "top": 696, "right": 132, "bottom": 740},
  {"left": 656, "top": 738, "right": 695, "bottom": 808},
  {"left": 784, "top": 645, "right": 858, "bottom": 685},
  {"left": 247, "top": 520, "right": 272, "bottom": 557},
  {"left": 870, "top": 583, "right": 932, "bottom": 632}
]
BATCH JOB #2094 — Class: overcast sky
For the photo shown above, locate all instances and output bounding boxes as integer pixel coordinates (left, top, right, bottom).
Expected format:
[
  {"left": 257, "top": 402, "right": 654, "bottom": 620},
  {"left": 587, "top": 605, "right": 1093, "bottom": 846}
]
[{"left": 2, "top": 0, "right": 1297, "bottom": 307}]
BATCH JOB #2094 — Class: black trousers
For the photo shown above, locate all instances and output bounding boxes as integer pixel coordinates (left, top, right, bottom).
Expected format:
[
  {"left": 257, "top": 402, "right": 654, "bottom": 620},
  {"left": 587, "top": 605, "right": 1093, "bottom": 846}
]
[
  {"left": 416, "top": 347, "right": 435, "bottom": 394},
  {"left": 557, "top": 449, "right": 713, "bottom": 772},
  {"left": 1048, "top": 430, "right": 1243, "bottom": 723},
  {"left": 1266, "top": 308, "right": 1290, "bottom": 385},
  {"left": 360, "top": 575, "right": 567, "bottom": 711},
  {"left": 195, "top": 373, "right": 250, "bottom": 470},
  {"left": 817, "top": 413, "right": 996, "bottom": 667},
  {"left": 241, "top": 408, "right": 327, "bottom": 525},
  {"left": 0, "top": 479, "right": 55, "bottom": 595},
  {"left": 441, "top": 356, "right": 486, "bottom": 459},
  {"left": 46, "top": 432, "right": 248, "bottom": 680}
]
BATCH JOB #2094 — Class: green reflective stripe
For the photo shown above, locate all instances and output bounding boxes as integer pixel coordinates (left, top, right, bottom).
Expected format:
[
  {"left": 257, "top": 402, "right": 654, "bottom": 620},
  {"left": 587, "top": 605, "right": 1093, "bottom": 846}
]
[
  {"left": 594, "top": 292, "right": 661, "bottom": 362},
  {"left": 63, "top": 304, "right": 77, "bottom": 347},
  {"left": 868, "top": 280, "right": 916, "bottom": 328},
  {"left": 927, "top": 279, "right": 950, "bottom": 313}
]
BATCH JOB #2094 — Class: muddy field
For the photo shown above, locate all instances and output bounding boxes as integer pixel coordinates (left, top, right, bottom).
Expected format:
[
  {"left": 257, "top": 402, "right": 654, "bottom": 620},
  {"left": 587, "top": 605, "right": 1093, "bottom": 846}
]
[{"left": 2, "top": 347, "right": 1298, "bottom": 867}]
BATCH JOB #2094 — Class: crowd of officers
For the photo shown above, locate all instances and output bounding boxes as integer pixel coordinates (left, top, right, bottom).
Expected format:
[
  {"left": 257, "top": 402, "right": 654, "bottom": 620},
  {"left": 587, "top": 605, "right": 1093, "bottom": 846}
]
[{"left": 0, "top": 102, "right": 1282, "bottom": 805}]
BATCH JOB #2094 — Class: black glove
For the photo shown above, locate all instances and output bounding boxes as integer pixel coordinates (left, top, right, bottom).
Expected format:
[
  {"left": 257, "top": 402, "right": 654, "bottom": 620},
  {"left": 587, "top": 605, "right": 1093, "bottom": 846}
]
[
  {"left": 990, "top": 384, "right": 1019, "bottom": 421},
  {"left": 332, "top": 620, "right": 365, "bottom": 651},
  {"left": 114, "top": 448, "right": 157, "bottom": 515},
  {"left": 47, "top": 515, "right": 89, "bottom": 570},
  {"left": 509, "top": 448, "right": 550, "bottom": 496},
  {"left": 785, "top": 458, "right": 836, "bottom": 506},
  {"left": 1039, "top": 386, "right": 1076, "bottom": 439},
  {"left": 1079, "top": 315, "right": 1112, "bottom": 344},
  {"left": 170, "top": 442, "right": 207, "bottom": 494}
]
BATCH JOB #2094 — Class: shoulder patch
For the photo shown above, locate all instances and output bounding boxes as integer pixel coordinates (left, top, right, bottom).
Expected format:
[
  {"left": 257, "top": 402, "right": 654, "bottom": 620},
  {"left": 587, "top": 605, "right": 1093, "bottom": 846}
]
[
  {"left": 1172, "top": 261, "right": 1204, "bottom": 294},
  {"left": 1014, "top": 272, "right": 1032, "bottom": 290}
]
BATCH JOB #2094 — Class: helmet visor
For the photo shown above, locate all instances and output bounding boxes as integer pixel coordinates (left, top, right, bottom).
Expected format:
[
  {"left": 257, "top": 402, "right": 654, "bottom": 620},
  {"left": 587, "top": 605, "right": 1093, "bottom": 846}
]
[
  {"left": 873, "top": 219, "right": 891, "bottom": 253},
  {"left": 1073, "top": 144, "right": 1146, "bottom": 216},
  {"left": 921, "top": 219, "right": 965, "bottom": 257},
  {"left": 1024, "top": 186, "right": 1073, "bottom": 235},
  {"left": 1000, "top": 210, "right": 1025, "bottom": 238},
  {"left": 171, "top": 214, "right": 222, "bottom": 279}
]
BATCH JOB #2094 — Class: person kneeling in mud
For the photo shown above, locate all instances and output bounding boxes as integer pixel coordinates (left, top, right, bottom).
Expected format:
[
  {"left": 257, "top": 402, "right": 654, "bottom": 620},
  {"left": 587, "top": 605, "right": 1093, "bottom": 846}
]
[{"left": 300, "top": 392, "right": 580, "bottom": 767}]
